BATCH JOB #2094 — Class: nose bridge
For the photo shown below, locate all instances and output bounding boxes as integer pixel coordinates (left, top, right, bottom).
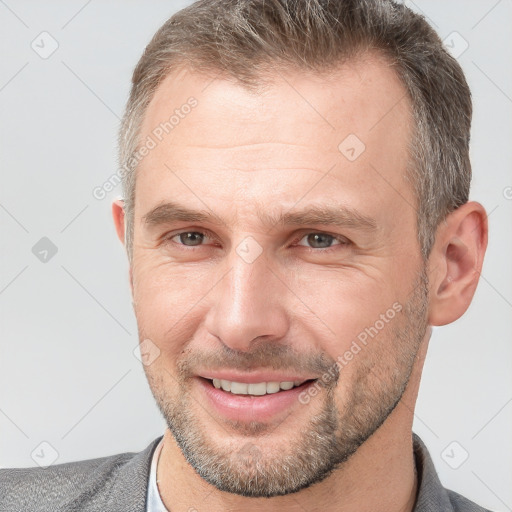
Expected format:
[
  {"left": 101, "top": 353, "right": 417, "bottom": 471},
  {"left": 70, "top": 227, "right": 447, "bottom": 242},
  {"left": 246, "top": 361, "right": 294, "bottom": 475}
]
[
  {"left": 204, "top": 239, "right": 289, "bottom": 350},
  {"left": 230, "top": 246, "right": 267, "bottom": 318}
]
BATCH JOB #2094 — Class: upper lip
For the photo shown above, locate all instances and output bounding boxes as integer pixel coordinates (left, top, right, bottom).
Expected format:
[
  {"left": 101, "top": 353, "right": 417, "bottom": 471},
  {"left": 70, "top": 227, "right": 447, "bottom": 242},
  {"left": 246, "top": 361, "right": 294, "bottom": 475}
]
[{"left": 198, "top": 371, "right": 317, "bottom": 384}]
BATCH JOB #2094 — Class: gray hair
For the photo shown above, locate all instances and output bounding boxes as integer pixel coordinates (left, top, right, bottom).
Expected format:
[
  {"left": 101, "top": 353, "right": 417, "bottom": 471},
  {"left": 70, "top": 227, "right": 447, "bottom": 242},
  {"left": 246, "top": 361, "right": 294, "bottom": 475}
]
[{"left": 118, "top": 0, "right": 472, "bottom": 263}]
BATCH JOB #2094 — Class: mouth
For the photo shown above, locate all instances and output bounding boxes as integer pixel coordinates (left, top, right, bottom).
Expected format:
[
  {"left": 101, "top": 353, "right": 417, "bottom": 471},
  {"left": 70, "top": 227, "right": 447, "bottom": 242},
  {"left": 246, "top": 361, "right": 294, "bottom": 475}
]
[
  {"left": 208, "top": 377, "right": 314, "bottom": 396},
  {"left": 197, "top": 376, "right": 319, "bottom": 423}
]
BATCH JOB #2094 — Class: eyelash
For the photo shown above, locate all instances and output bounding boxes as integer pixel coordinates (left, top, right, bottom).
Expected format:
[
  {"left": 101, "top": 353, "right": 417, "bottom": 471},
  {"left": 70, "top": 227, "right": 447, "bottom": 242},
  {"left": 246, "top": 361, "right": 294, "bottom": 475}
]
[{"left": 162, "top": 230, "right": 351, "bottom": 253}]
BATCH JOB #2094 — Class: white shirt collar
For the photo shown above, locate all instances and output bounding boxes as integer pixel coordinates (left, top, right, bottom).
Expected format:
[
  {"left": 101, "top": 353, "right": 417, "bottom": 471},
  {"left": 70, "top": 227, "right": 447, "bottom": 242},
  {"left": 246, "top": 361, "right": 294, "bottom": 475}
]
[{"left": 146, "top": 437, "right": 169, "bottom": 512}]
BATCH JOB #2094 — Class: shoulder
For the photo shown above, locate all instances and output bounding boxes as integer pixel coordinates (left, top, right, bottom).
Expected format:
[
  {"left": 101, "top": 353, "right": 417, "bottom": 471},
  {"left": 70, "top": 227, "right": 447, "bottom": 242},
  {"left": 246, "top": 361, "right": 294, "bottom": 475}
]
[
  {"left": 0, "top": 452, "right": 135, "bottom": 511},
  {"left": 0, "top": 436, "right": 162, "bottom": 512},
  {"left": 446, "top": 489, "right": 494, "bottom": 512},
  {"left": 412, "top": 433, "right": 494, "bottom": 512}
]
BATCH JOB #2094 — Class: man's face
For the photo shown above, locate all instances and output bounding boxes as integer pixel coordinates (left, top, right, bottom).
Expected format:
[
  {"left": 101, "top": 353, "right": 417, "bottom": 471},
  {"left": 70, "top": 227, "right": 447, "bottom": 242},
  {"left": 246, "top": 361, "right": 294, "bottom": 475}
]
[{"left": 130, "top": 56, "right": 429, "bottom": 497}]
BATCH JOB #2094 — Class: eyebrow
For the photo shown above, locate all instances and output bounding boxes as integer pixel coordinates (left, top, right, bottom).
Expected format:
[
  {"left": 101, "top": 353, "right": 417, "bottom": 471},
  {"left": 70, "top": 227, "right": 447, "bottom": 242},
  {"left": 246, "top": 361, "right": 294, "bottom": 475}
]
[{"left": 142, "top": 201, "right": 378, "bottom": 233}]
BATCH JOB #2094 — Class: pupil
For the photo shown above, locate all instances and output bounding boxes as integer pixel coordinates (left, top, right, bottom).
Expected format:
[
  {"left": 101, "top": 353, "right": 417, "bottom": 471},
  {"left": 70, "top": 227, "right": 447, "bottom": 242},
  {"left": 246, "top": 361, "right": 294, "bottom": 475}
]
[
  {"left": 180, "top": 232, "right": 203, "bottom": 246},
  {"left": 308, "top": 233, "right": 333, "bottom": 248}
]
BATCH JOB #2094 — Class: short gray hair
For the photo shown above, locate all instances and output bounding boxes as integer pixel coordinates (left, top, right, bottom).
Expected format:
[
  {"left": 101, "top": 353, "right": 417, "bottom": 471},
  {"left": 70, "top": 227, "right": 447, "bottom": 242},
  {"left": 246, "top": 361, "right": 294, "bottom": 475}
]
[{"left": 118, "top": 0, "right": 472, "bottom": 263}]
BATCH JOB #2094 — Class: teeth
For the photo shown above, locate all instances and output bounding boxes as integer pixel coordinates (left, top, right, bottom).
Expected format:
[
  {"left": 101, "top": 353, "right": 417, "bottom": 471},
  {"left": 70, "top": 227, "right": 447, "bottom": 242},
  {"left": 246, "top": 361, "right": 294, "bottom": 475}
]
[
  {"left": 266, "top": 382, "right": 280, "bottom": 394},
  {"left": 248, "top": 382, "right": 267, "bottom": 395},
  {"left": 230, "top": 381, "right": 248, "bottom": 394},
  {"left": 220, "top": 380, "right": 231, "bottom": 392},
  {"left": 210, "top": 378, "right": 308, "bottom": 395}
]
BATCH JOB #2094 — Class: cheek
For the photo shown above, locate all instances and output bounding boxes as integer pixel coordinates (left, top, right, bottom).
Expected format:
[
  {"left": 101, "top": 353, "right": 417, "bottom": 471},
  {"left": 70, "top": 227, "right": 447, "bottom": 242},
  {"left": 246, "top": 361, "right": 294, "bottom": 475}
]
[
  {"left": 132, "top": 245, "right": 411, "bottom": 365},
  {"left": 293, "top": 266, "right": 406, "bottom": 368},
  {"left": 132, "top": 259, "right": 214, "bottom": 349}
]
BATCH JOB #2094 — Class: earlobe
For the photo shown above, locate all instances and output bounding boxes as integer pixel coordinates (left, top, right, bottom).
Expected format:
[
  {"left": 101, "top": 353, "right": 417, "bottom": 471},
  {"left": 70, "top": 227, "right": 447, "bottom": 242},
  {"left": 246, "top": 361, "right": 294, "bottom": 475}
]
[
  {"left": 112, "top": 199, "right": 126, "bottom": 245},
  {"left": 428, "top": 202, "right": 488, "bottom": 326}
]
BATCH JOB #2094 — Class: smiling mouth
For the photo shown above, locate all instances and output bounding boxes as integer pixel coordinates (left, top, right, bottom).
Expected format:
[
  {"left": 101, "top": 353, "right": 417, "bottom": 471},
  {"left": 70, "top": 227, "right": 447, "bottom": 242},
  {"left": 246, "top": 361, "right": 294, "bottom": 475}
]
[{"left": 204, "top": 377, "right": 317, "bottom": 396}]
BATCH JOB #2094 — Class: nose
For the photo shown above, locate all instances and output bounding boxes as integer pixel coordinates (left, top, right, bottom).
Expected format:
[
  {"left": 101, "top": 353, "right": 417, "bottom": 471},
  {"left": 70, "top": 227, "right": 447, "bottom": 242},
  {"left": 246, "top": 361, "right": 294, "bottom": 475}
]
[{"left": 203, "top": 244, "right": 290, "bottom": 351}]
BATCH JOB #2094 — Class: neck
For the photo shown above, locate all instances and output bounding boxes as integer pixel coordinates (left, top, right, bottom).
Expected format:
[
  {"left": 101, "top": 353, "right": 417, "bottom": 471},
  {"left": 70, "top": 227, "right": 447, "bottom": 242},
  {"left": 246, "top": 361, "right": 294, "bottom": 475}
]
[
  {"left": 156, "top": 333, "right": 430, "bottom": 512},
  {"left": 158, "top": 425, "right": 418, "bottom": 512}
]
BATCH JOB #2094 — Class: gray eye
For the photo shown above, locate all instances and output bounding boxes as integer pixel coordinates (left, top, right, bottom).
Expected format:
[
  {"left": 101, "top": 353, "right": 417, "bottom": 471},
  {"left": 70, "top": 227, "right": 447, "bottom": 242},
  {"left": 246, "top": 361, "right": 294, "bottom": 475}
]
[
  {"left": 177, "top": 232, "right": 205, "bottom": 246},
  {"left": 303, "top": 233, "right": 336, "bottom": 249}
]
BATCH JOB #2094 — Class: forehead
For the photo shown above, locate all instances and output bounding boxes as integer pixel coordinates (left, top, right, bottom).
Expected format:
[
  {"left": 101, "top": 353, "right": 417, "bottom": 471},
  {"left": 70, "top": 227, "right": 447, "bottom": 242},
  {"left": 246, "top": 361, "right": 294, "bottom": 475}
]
[
  {"left": 141, "top": 55, "right": 411, "bottom": 148},
  {"left": 135, "top": 55, "right": 414, "bottom": 229}
]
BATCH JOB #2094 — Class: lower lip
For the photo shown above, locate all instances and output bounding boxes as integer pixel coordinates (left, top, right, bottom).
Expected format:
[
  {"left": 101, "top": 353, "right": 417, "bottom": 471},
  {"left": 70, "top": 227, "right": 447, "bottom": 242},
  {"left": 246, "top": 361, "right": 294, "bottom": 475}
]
[{"left": 197, "top": 378, "right": 316, "bottom": 423}]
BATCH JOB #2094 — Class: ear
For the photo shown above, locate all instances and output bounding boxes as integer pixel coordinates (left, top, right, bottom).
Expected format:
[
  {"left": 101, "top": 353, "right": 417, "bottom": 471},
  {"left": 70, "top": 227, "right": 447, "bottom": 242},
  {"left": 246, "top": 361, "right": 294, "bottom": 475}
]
[
  {"left": 112, "top": 198, "right": 135, "bottom": 293},
  {"left": 112, "top": 198, "right": 126, "bottom": 245},
  {"left": 427, "top": 201, "right": 488, "bottom": 326}
]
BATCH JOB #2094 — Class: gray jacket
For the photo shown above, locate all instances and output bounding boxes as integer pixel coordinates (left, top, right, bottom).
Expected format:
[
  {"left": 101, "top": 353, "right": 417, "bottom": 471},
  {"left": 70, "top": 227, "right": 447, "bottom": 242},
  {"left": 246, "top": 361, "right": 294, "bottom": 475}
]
[{"left": 0, "top": 434, "right": 493, "bottom": 511}]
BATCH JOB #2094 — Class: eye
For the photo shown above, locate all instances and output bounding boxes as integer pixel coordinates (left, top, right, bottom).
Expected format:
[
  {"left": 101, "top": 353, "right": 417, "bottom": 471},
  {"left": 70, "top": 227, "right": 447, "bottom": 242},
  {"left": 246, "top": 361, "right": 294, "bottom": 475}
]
[
  {"left": 166, "top": 230, "right": 214, "bottom": 247},
  {"left": 296, "top": 232, "right": 349, "bottom": 250}
]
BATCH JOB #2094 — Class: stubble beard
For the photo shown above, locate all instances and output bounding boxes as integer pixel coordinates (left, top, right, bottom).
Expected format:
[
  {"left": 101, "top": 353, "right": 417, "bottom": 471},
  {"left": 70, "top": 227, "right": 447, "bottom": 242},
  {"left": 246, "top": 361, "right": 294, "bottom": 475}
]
[{"left": 142, "top": 268, "right": 429, "bottom": 497}]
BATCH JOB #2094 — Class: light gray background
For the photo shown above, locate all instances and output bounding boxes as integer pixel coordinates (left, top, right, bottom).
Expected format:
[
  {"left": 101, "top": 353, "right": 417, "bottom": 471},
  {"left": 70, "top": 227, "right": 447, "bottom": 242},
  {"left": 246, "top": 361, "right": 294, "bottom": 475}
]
[{"left": 0, "top": 1, "right": 510, "bottom": 510}]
